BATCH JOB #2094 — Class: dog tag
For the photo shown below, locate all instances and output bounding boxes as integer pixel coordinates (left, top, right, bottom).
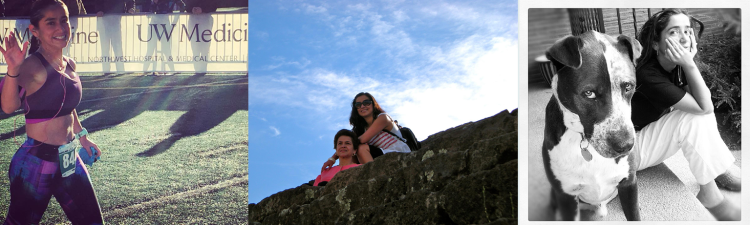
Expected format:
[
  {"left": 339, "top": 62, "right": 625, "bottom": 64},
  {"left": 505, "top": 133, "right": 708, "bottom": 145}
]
[
  {"left": 581, "top": 148, "right": 593, "bottom": 161},
  {"left": 580, "top": 138, "right": 592, "bottom": 161},
  {"left": 58, "top": 142, "right": 78, "bottom": 177}
]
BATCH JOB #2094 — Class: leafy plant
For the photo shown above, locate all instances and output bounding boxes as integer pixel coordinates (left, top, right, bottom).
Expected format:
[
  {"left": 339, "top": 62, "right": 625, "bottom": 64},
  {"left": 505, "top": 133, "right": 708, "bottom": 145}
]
[{"left": 696, "top": 32, "right": 741, "bottom": 148}]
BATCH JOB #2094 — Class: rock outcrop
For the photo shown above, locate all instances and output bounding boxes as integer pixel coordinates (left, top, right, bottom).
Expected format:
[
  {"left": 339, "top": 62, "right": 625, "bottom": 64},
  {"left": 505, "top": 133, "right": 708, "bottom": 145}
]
[{"left": 249, "top": 109, "right": 518, "bottom": 224}]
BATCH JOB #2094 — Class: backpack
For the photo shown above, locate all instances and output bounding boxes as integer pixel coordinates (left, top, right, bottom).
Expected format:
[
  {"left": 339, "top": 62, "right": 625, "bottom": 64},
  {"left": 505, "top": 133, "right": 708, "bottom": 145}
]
[
  {"left": 398, "top": 125, "right": 421, "bottom": 151},
  {"left": 391, "top": 120, "right": 421, "bottom": 151}
]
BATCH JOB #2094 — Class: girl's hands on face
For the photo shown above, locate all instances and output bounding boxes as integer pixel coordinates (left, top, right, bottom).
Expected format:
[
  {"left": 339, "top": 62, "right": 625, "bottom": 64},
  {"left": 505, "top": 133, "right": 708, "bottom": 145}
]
[{"left": 665, "top": 28, "right": 698, "bottom": 68}]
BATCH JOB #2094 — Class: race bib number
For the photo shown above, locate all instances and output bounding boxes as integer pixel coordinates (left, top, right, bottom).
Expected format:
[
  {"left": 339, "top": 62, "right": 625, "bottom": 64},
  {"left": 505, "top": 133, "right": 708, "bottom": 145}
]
[{"left": 58, "top": 142, "right": 78, "bottom": 177}]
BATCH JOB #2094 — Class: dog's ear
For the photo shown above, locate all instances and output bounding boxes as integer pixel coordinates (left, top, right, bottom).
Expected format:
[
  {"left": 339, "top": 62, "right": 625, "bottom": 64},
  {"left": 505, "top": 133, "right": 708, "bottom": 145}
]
[
  {"left": 546, "top": 35, "right": 583, "bottom": 70},
  {"left": 617, "top": 35, "right": 642, "bottom": 66}
]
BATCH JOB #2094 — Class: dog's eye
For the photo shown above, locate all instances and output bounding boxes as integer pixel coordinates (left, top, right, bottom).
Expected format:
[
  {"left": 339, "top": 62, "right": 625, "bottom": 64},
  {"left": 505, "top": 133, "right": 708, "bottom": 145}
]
[
  {"left": 583, "top": 91, "right": 596, "bottom": 99},
  {"left": 623, "top": 83, "right": 634, "bottom": 91}
]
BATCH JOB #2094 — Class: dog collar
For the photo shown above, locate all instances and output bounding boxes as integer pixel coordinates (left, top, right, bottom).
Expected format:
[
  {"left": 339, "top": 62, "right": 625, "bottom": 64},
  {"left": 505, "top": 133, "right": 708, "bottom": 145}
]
[{"left": 580, "top": 133, "right": 592, "bottom": 161}]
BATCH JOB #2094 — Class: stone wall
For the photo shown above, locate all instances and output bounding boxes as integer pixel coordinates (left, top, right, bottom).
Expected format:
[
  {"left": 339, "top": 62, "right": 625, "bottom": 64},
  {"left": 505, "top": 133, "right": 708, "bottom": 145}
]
[{"left": 249, "top": 109, "right": 518, "bottom": 224}]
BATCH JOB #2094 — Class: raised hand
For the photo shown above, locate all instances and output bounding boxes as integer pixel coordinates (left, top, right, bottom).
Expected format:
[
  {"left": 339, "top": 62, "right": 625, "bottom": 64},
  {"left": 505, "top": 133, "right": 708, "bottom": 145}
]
[
  {"left": 664, "top": 29, "right": 698, "bottom": 68},
  {"left": 321, "top": 159, "right": 335, "bottom": 173},
  {"left": 0, "top": 31, "right": 30, "bottom": 75}
]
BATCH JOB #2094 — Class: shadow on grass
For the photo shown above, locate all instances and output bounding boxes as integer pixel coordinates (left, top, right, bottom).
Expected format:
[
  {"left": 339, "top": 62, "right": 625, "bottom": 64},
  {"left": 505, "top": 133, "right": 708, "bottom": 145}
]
[
  {"left": 0, "top": 74, "right": 248, "bottom": 157},
  {"left": 136, "top": 81, "right": 247, "bottom": 157}
]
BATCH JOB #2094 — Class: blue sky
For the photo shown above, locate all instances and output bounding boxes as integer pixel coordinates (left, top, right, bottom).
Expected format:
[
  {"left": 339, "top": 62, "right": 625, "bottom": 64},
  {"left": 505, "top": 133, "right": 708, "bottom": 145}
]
[{"left": 248, "top": 0, "right": 518, "bottom": 204}]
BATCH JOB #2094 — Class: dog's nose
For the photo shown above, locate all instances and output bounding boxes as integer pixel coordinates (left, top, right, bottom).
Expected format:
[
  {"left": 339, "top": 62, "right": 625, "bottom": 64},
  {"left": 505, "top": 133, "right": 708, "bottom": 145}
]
[
  {"left": 608, "top": 132, "right": 634, "bottom": 153},
  {"left": 612, "top": 138, "right": 634, "bottom": 153}
]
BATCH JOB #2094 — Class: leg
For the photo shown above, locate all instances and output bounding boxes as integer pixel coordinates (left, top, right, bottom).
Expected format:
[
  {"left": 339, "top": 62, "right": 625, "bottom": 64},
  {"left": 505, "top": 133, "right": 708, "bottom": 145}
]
[
  {"left": 108, "top": 17, "right": 125, "bottom": 72},
  {"left": 636, "top": 110, "right": 738, "bottom": 220},
  {"left": 143, "top": 15, "right": 158, "bottom": 72},
  {"left": 635, "top": 110, "right": 735, "bottom": 178},
  {"left": 697, "top": 180, "right": 740, "bottom": 220},
  {"left": 356, "top": 144, "right": 373, "bottom": 164},
  {"left": 189, "top": 15, "right": 212, "bottom": 73},
  {"left": 98, "top": 17, "right": 112, "bottom": 73},
  {"left": 4, "top": 145, "right": 55, "bottom": 225},
  {"left": 548, "top": 188, "right": 557, "bottom": 209},
  {"left": 368, "top": 145, "right": 384, "bottom": 159},
  {"left": 617, "top": 178, "right": 640, "bottom": 220},
  {"left": 552, "top": 189, "right": 579, "bottom": 221},
  {"left": 53, "top": 155, "right": 104, "bottom": 225},
  {"left": 617, "top": 155, "right": 640, "bottom": 220},
  {"left": 676, "top": 112, "right": 737, "bottom": 186}
]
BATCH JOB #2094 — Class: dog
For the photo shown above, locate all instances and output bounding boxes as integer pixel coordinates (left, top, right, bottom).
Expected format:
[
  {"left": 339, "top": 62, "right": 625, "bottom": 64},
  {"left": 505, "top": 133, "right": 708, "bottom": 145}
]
[{"left": 542, "top": 30, "right": 642, "bottom": 221}]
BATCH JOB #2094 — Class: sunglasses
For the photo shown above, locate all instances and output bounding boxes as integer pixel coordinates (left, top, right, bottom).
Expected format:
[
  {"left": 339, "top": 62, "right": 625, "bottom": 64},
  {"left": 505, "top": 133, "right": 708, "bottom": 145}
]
[{"left": 353, "top": 100, "right": 373, "bottom": 108}]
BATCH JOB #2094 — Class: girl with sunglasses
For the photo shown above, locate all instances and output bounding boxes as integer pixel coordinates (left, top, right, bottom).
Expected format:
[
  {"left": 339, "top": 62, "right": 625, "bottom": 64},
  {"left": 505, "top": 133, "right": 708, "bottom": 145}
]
[
  {"left": 321, "top": 92, "right": 410, "bottom": 172},
  {"left": 631, "top": 8, "right": 739, "bottom": 220}
]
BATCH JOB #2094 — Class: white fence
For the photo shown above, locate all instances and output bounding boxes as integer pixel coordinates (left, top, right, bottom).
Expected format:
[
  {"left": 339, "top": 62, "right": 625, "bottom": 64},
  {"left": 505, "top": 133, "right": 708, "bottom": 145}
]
[{"left": 0, "top": 12, "right": 248, "bottom": 73}]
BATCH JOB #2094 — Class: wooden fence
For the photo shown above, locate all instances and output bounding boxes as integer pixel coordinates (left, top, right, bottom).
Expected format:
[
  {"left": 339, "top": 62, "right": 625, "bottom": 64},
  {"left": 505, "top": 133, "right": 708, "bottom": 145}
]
[{"left": 528, "top": 8, "right": 728, "bottom": 85}]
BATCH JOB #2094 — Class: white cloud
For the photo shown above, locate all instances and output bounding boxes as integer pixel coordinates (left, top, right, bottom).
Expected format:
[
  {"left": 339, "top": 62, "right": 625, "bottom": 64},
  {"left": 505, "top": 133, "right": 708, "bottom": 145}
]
[
  {"left": 310, "top": 70, "right": 354, "bottom": 88},
  {"left": 265, "top": 57, "right": 311, "bottom": 70},
  {"left": 392, "top": 10, "right": 409, "bottom": 23},
  {"left": 303, "top": 3, "right": 328, "bottom": 14},
  {"left": 367, "top": 14, "right": 416, "bottom": 57},
  {"left": 251, "top": 0, "right": 518, "bottom": 140},
  {"left": 380, "top": 36, "right": 518, "bottom": 140},
  {"left": 270, "top": 126, "right": 281, "bottom": 136}
]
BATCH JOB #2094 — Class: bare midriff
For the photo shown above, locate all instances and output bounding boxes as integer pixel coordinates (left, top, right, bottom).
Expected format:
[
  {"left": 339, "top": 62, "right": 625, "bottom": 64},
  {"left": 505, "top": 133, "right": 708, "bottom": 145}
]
[{"left": 26, "top": 113, "right": 76, "bottom": 145}]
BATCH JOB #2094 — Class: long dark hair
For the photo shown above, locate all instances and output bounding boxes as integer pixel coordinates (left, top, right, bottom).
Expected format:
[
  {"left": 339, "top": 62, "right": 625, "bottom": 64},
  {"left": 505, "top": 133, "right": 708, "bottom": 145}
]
[
  {"left": 349, "top": 92, "right": 385, "bottom": 136},
  {"left": 333, "top": 129, "right": 360, "bottom": 150},
  {"left": 636, "top": 8, "right": 704, "bottom": 72},
  {"left": 28, "top": 0, "right": 68, "bottom": 54}
]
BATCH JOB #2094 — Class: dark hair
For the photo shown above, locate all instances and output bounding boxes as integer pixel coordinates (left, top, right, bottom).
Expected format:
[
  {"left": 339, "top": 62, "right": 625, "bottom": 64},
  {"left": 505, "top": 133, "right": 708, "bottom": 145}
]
[
  {"left": 636, "top": 8, "right": 704, "bottom": 72},
  {"left": 28, "top": 0, "right": 68, "bottom": 53},
  {"left": 349, "top": 92, "right": 385, "bottom": 136},
  {"left": 334, "top": 129, "right": 359, "bottom": 149}
]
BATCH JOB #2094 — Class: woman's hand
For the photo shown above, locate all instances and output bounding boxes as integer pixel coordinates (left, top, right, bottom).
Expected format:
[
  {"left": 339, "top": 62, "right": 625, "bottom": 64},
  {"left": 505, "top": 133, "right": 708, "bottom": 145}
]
[
  {"left": 664, "top": 30, "right": 698, "bottom": 68},
  {"left": 0, "top": 31, "right": 29, "bottom": 75},
  {"left": 321, "top": 158, "right": 335, "bottom": 173},
  {"left": 80, "top": 136, "right": 102, "bottom": 158}
]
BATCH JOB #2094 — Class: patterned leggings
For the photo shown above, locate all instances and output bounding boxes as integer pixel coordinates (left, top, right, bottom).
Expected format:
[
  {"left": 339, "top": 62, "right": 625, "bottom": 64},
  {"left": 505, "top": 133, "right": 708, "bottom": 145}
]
[{"left": 4, "top": 138, "right": 103, "bottom": 225}]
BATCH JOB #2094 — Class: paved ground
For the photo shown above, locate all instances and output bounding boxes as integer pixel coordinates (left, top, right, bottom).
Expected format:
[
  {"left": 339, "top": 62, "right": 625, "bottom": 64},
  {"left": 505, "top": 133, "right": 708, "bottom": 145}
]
[{"left": 527, "top": 78, "right": 740, "bottom": 221}]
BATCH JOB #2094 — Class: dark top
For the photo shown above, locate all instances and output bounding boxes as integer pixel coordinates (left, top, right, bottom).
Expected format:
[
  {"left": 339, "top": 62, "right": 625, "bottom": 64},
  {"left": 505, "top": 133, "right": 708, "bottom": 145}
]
[
  {"left": 24, "top": 52, "right": 82, "bottom": 121},
  {"left": 0, "top": 0, "right": 5, "bottom": 17},
  {"left": 184, "top": 0, "right": 218, "bottom": 13},
  {"left": 631, "top": 58, "right": 688, "bottom": 130},
  {"left": 3, "top": 0, "right": 30, "bottom": 17},
  {"left": 150, "top": 0, "right": 185, "bottom": 14},
  {"left": 1, "top": 0, "right": 84, "bottom": 17},
  {"left": 94, "top": 0, "right": 135, "bottom": 14},
  {"left": 63, "top": 0, "right": 87, "bottom": 16}
]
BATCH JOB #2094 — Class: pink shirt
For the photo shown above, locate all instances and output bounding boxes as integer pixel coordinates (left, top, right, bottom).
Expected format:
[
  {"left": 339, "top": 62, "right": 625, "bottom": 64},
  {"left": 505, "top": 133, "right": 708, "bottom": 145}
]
[{"left": 314, "top": 164, "right": 360, "bottom": 186}]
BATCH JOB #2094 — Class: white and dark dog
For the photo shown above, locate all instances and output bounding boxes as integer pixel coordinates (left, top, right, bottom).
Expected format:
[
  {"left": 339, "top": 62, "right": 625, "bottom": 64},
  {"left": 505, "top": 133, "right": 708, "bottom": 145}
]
[{"left": 542, "top": 30, "right": 642, "bottom": 221}]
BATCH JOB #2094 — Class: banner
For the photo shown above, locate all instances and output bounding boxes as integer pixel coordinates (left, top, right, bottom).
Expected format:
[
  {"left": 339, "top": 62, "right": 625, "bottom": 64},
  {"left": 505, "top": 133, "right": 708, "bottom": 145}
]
[{"left": 0, "top": 12, "right": 248, "bottom": 73}]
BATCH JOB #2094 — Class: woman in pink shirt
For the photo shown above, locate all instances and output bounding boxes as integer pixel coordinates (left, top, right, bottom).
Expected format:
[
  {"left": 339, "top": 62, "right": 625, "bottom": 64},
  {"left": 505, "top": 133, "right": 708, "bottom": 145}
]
[{"left": 314, "top": 129, "right": 361, "bottom": 186}]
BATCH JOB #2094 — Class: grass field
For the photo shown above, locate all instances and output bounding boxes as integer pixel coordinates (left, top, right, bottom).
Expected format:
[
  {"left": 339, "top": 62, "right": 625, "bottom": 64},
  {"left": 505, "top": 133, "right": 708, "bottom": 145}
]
[{"left": 0, "top": 73, "right": 248, "bottom": 224}]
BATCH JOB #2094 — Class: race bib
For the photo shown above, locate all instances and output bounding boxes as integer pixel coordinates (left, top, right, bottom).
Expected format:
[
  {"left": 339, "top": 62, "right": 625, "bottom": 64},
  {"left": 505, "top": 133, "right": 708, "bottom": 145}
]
[{"left": 58, "top": 142, "right": 78, "bottom": 177}]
